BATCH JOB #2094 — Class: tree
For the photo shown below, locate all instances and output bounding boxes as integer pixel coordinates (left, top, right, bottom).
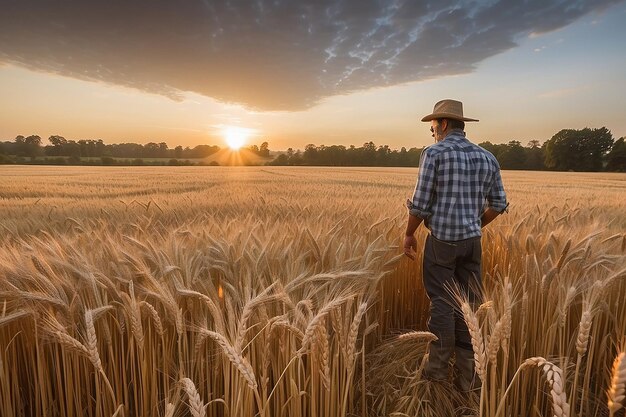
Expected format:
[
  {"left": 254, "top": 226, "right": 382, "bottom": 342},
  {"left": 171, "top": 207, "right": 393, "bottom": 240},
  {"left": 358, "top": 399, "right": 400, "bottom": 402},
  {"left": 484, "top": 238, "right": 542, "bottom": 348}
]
[
  {"left": 158, "top": 142, "right": 169, "bottom": 158},
  {"left": 49, "top": 135, "right": 67, "bottom": 147},
  {"left": 498, "top": 141, "right": 526, "bottom": 170},
  {"left": 607, "top": 137, "right": 626, "bottom": 172},
  {"left": 259, "top": 141, "right": 270, "bottom": 157},
  {"left": 23, "top": 135, "right": 42, "bottom": 158},
  {"left": 362, "top": 141, "right": 376, "bottom": 165},
  {"left": 376, "top": 145, "right": 391, "bottom": 166},
  {"left": 77, "top": 139, "right": 104, "bottom": 158},
  {"left": 524, "top": 140, "right": 545, "bottom": 170},
  {"left": 303, "top": 144, "right": 318, "bottom": 165},
  {"left": 268, "top": 153, "right": 289, "bottom": 166},
  {"left": 544, "top": 127, "right": 613, "bottom": 171},
  {"left": 290, "top": 150, "right": 303, "bottom": 165},
  {"left": 47, "top": 135, "right": 67, "bottom": 156},
  {"left": 478, "top": 141, "right": 506, "bottom": 160},
  {"left": 144, "top": 142, "right": 160, "bottom": 158}
]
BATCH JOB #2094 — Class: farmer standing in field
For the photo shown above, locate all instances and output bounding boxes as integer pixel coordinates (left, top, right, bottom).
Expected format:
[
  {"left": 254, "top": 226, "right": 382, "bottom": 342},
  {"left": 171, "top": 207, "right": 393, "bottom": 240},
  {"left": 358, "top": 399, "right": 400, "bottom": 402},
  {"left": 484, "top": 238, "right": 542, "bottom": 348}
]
[{"left": 403, "top": 99, "right": 508, "bottom": 391}]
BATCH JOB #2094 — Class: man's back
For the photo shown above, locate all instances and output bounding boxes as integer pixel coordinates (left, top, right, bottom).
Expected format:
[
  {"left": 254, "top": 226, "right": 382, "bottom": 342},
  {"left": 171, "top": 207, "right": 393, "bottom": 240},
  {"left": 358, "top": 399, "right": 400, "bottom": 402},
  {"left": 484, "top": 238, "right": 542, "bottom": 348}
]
[{"left": 409, "top": 129, "right": 507, "bottom": 241}]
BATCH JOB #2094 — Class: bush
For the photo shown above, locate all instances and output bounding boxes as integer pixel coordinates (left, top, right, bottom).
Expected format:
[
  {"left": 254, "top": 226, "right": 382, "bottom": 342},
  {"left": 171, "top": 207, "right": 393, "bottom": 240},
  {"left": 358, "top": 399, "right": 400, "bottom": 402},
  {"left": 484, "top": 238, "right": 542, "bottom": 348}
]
[
  {"left": 68, "top": 155, "right": 81, "bottom": 165},
  {"left": 45, "top": 157, "right": 67, "bottom": 165},
  {"left": 0, "top": 154, "right": 15, "bottom": 164}
]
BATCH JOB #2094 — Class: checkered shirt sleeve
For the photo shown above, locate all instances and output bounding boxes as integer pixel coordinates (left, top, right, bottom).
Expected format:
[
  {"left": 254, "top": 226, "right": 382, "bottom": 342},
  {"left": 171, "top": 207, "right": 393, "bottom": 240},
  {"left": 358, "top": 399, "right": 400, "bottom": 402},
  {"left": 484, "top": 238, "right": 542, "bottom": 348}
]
[
  {"left": 487, "top": 167, "right": 508, "bottom": 213},
  {"left": 408, "top": 147, "right": 436, "bottom": 220}
]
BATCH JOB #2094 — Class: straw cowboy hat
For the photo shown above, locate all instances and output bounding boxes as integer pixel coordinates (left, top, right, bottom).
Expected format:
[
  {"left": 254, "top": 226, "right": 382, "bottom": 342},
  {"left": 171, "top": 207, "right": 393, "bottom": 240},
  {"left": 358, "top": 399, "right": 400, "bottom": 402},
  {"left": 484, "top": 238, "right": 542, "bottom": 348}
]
[{"left": 421, "top": 99, "right": 479, "bottom": 122}]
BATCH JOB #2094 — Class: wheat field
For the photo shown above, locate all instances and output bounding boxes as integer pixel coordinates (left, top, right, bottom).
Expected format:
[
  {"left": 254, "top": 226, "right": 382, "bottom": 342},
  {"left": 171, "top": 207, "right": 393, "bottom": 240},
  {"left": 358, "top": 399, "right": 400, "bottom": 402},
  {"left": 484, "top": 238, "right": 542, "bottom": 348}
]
[{"left": 1, "top": 165, "right": 625, "bottom": 417}]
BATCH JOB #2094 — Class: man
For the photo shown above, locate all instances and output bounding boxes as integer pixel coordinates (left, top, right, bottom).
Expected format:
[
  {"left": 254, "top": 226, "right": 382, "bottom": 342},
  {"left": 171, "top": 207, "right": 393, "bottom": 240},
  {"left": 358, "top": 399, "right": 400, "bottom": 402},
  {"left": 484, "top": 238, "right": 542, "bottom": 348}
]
[{"left": 403, "top": 99, "right": 508, "bottom": 391}]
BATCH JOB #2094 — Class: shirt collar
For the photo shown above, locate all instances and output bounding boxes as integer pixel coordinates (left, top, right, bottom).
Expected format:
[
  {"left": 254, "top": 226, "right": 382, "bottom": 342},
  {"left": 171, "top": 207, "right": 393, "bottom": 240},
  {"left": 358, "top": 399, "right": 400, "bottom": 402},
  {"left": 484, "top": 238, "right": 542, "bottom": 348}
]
[{"left": 443, "top": 129, "right": 466, "bottom": 141}]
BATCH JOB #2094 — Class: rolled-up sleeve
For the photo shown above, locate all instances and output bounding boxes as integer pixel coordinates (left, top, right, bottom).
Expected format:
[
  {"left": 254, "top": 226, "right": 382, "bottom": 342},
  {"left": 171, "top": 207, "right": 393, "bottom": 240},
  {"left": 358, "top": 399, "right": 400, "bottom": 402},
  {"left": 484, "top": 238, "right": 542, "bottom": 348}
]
[
  {"left": 487, "top": 168, "right": 508, "bottom": 213},
  {"left": 408, "top": 148, "right": 437, "bottom": 219}
]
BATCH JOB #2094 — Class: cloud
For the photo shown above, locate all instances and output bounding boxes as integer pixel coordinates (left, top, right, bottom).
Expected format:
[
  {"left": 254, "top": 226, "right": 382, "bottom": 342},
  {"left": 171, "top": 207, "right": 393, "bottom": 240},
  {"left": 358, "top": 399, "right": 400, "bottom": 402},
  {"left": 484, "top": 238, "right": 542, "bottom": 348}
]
[{"left": 0, "top": 0, "right": 621, "bottom": 111}]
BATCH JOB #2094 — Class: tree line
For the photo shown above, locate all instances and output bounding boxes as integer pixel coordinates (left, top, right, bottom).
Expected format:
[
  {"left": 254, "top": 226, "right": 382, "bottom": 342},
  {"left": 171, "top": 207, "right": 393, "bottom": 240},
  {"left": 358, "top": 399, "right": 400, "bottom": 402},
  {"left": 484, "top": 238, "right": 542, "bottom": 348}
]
[
  {"left": 270, "top": 127, "right": 625, "bottom": 172},
  {"left": 0, "top": 136, "right": 269, "bottom": 166},
  {"left": 1, "top": 127, "right": 624, "bottom": 171}
]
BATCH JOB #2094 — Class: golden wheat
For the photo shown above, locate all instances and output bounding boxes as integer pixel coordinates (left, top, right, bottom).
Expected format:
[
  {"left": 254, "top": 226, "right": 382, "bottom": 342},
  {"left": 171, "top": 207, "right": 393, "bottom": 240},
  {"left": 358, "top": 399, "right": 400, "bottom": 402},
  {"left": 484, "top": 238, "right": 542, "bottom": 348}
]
[
  {"left": 0, "top": 166, "right": 624, "bottom": 417},
  {"left": 608, "top": 352, "right": 626, "bottom": 417}
]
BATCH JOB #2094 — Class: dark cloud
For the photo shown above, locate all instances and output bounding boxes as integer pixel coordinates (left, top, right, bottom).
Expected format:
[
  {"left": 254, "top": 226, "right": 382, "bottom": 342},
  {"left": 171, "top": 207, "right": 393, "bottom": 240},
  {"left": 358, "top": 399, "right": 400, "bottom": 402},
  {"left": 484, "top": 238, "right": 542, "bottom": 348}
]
[{"left": 0, "top": 0, "right": 620, "bottom": 110}]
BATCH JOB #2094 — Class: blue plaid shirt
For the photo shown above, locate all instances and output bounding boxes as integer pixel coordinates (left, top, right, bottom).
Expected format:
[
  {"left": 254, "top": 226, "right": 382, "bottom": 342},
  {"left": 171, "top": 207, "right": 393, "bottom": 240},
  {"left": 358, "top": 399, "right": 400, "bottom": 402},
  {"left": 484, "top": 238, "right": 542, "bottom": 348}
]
[{"left": 408, "top": 129, "right": 508, "bottom": 241}]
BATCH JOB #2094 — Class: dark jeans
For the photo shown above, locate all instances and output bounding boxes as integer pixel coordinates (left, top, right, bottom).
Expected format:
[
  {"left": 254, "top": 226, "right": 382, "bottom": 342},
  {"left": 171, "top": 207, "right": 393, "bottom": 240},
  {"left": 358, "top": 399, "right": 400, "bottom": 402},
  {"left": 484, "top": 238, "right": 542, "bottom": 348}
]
[
  {"left": 423, "top": 234, "right": 482, "bottom": 349},
  {"left": 422, "top": 234, "right": 482, "bottom": 387}
]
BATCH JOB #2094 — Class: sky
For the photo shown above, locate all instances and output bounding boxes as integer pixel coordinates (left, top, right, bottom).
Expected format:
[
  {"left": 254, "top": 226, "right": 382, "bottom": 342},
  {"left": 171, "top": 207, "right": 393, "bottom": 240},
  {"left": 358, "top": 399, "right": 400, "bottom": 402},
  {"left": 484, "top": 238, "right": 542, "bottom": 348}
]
[{"left": 1, "top": 0, "right": 625, "bottom": 151}]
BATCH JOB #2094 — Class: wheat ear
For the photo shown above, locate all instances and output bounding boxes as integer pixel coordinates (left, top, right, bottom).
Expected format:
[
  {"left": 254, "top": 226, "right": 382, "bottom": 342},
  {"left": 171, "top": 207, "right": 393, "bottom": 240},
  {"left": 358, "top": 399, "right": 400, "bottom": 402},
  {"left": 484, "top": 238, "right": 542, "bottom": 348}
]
[
  {"left": 397, "top": 331, "right": 438, "bottom": 343},
  {"left": 608, "top": 352, "right": 626, "bottom": 417},
  {"left": 460, "top": 300, "right": 486, "bottom": 383},
  {"left": 270, "top": 318, "right": 305, "bottom": 340},
  {"left": 84, "top": 310, "right": 103, "bottom": 371},
  {"left": 180, "top": 377, "right": 206, "bottom": 417},
  {"left": 164, "top": 402, "right": 175, "bottom": 417},
  {"left": 140, "top": 301, "right": 164, "bottom": 336},
  {"left": 487, "top": 319, "right": 504, "bottom": 366},
  {"left": 345, "top": 302, "right": 368, "bottom": 366},
  {"left": 315, "top": 318, "right": 331, "bottom": 391},
  {"left": 521, "top": 357, "right": 570, "bottom": 417},
  {"left": 128, "top": 282, "right": 145, "bottom": 346},
  {"left": 299, "top": 298, "right": 347, "bottom": 356},
  {"left": 199, "top": 329, "right": 257, "bottom": 390},
  {"left": 575, "top": 310, "right": 593, "bottom": 356},
  {"left": 53, "top": 330, "right": 90, "bottom": 358}
]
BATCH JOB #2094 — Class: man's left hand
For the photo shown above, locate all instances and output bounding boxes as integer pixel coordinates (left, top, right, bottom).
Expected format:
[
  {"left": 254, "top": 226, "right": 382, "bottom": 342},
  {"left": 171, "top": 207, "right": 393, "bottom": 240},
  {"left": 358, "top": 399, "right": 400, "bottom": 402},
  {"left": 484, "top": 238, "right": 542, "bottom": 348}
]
[{"left": 403, "top": 235, "right": 417, "bottom": 260}]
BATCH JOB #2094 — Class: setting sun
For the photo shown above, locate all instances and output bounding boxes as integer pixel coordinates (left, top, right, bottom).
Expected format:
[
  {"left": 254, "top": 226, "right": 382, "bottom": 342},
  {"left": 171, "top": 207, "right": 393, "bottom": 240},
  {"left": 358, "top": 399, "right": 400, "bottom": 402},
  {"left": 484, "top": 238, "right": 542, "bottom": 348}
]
[{"left": 223, "top": 126, "right": 250, "bottom": 150}]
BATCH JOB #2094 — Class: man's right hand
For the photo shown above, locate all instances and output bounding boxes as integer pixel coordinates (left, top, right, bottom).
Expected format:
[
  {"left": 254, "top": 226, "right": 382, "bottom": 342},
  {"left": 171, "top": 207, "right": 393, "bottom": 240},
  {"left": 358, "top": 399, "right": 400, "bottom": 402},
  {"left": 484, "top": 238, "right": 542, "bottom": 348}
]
[
  {"left": 480, "top": 207, "right": 502, "bottom": 228},
  {"left": 403, "top": 235, "right": 417, "bottom": 260}
]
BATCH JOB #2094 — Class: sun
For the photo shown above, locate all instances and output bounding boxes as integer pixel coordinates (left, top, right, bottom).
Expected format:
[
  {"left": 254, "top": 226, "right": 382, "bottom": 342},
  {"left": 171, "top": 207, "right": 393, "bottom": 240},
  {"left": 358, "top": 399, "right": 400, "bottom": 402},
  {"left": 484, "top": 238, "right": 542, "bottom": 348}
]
[{"left": 223, "top": 126, "right": 250, "bottom": 151}]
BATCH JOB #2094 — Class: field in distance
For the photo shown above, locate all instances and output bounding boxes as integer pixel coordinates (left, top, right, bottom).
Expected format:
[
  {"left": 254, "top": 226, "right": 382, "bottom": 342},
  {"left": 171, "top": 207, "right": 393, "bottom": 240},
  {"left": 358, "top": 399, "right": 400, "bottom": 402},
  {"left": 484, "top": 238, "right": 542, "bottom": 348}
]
[{"left": 1, "top": 166, "right": 625, "bottom": 417}]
